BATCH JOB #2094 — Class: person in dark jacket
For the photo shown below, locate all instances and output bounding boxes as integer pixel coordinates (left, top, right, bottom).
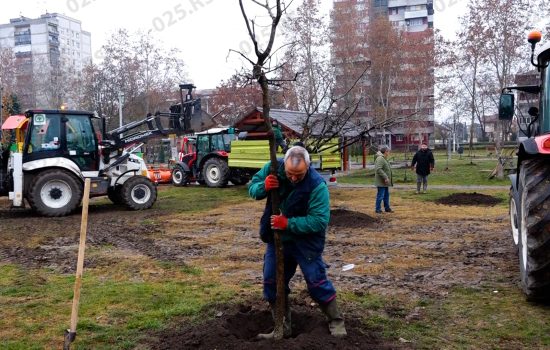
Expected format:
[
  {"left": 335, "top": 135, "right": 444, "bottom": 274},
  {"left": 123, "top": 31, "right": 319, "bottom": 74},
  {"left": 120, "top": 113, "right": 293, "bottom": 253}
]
[
  {"left": 248, "top": 145, "right": 346, "bottom": 339},
  {"left": 411, "top": 142, "right": 435, "bottom": 194}
]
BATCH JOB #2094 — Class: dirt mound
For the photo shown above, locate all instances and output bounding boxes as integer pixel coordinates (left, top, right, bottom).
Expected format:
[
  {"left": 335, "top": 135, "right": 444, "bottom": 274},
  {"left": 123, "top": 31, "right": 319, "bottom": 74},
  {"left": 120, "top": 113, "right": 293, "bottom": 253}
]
[
  {"left": 147, "top": 302, "right": 403, "bottom": 350},
  {"left": 330, "top": 209, "right": 378, "bottom": 228},
  {"left": 435, "top": 192, "right": 502, "bottom": 206}
]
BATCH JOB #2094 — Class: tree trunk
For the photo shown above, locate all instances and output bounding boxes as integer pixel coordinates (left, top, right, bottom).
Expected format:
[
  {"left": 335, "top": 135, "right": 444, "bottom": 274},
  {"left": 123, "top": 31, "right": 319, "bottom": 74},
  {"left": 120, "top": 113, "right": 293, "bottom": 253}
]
[{"left": 259, "top": 72, "right": 285, "bottom": 340}]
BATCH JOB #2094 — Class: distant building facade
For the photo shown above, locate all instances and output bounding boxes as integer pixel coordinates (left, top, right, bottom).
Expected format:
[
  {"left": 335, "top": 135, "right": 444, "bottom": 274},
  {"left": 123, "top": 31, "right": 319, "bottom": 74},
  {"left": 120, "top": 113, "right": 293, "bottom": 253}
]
[
  {"left": 0, "top": 13, "right": 92, "bottom": 107},
  {"left": 331, "top": 0, "right": 434, "bottom": 150}
]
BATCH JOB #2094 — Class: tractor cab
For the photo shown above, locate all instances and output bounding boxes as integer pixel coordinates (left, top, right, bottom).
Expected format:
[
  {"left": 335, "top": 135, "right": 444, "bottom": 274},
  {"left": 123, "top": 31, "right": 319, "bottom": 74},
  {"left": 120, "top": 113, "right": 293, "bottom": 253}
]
[
  {"left": 172, "top": 127, "right": 240, "bottom": 187},
  {"left": 499, "top": 31, "right": 550, "bottom": 136},
  {"left": 194, "top": 127, "right": 236, "bottom": 165}
]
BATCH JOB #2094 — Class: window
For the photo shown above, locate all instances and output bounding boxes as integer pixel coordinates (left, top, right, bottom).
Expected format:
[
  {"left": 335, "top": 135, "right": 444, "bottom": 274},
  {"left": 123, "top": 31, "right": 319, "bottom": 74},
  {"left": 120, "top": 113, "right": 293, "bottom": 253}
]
[
  {"left": 407, "top": 18, "right": 424, "bottom": 26},
  {"left": 396, "top": 135, "right": 404, "bottom": 142},
  {"left": 28, "top": 114, "right": 61, "bottom": 153},
  {"left": 65, "top": 115, "right": 97, "bottom": 153},
  {"left": 14, "top": 28, "right": 31, "bottom": 46}
]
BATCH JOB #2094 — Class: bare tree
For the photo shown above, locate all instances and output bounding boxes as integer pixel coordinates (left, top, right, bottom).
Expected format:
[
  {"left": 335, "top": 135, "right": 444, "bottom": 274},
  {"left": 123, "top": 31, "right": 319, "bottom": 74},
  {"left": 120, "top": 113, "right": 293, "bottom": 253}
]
[
  {"left": 73, "top": 29, "right": 187, "bottom": 130},
  {"left": 476, "top": 0, "right": 531, "bottom": 178},
  {"left": 208, "top": 73, "right": 267, "bottom": 124},
  {"left": 237, "top": 0, "right": 290, "bottom": 340}
]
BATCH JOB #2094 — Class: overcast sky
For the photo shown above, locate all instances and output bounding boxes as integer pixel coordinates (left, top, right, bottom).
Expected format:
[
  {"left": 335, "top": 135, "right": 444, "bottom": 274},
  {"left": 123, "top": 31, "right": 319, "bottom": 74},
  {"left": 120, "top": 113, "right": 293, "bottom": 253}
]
[{"left": 1, "top": 0, "right": 467, "bottom": 89}]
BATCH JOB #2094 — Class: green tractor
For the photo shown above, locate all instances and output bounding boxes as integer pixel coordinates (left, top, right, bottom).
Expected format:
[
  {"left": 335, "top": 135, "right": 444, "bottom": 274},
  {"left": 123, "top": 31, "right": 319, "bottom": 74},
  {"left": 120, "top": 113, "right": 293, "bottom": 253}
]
[{"left": 499, "top": 30, "right": 550, "bottom": 301}]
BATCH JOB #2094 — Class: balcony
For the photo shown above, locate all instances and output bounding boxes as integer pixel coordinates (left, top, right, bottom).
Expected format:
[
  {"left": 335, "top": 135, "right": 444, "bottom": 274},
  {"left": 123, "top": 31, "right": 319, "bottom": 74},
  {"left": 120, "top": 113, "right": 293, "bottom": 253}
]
[
  {"left": 388, "top": 0, "right": 407, "bottom": 7},
  {"left": 389, "top": 13, "right": 404, "bottom": 22},
  {"left": 405, "top": 9, "right": 428, "bottom": 19}
]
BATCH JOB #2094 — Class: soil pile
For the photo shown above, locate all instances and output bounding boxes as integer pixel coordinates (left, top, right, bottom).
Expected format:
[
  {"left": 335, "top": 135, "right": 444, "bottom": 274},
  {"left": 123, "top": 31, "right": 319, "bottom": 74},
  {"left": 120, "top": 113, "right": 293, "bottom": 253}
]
[
  {"left": 148, "top": 302, "right": 404, "bottom": 350},
  {"left": 435, "top": 192, "right": 502, "bottom": 206},
  {"left": 330, "top": 209, "right": 378, "bottom": 228}
]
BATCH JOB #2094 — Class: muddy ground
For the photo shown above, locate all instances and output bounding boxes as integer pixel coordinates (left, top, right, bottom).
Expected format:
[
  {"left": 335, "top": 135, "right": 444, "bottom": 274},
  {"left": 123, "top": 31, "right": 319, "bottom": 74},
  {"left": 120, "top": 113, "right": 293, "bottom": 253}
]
[{"left": 0, "top": 188, "right": 515, "bottom": 349}]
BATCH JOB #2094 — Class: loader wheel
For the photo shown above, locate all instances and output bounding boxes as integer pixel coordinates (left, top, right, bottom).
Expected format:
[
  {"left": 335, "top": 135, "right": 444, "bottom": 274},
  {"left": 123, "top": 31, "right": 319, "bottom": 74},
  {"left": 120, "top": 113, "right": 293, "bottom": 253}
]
[
  {"left": 172, "top": 165, "right": 188, "bottom": 187},
  {"left": 27, "top": 169, "right": 82, "bottom": 217},
  {"left": 107, "top": 185, "right": 123, "bottom": 205},
  {"left": 517, "top": 158, "right": 550, "bottom": 301},
  {"left": 203, "top": 158, "right": 229, "bottom": 188},
  {"left": 121, "top": 176, "right": 157, "bottom": 210}
]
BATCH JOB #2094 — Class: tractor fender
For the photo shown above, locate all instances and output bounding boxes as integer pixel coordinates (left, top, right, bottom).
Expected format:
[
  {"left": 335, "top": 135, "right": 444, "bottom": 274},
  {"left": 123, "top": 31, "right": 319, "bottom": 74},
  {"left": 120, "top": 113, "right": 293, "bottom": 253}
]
[
  {"left": 173, "top": 161, "right": 191, "bottom": 173},
  {"left": 23, "top": 158, "right": 83, "bottom": 180},
  {"left": 519, "top": 138, "right": 539, "bottom": 155}
]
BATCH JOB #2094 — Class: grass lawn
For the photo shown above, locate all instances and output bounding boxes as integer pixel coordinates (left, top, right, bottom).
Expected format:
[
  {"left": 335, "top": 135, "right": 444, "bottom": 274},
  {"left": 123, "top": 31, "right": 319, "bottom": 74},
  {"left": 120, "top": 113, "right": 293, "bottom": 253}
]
[
  {"left": 340, "top": 156, "right": 512, "bottom": 186},
  {"left": 4, "top": 183, "right": 549, "bottom": 349}
]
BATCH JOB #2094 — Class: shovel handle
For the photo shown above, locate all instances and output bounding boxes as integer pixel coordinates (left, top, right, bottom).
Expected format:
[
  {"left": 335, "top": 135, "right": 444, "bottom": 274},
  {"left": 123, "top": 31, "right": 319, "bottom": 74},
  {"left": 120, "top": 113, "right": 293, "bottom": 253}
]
[{"left": 68, "top": 179, "right": 91, "bottom": 338}]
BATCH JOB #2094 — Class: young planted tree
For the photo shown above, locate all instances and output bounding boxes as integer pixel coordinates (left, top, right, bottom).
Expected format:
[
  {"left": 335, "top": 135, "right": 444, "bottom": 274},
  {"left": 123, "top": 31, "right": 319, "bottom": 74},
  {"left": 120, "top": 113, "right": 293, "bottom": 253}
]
[{"left": 237, "top": 0, "right": 289, "bottom": 340}]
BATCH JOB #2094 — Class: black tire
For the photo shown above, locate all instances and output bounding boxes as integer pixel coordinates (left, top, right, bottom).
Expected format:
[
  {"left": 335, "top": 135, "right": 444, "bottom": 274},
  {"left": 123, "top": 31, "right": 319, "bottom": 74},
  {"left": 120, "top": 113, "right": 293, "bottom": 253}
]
[
  {"left": 27, "top": 169, "right": 83, "bottom": 217},
  {"left": 121, "top": 176, "right": 157, "bottom": 210},
  {"left": 518, "top": 158, "right": 550, "bottom": 301},
  {"left": 107, "top": 185, "right": 123, "bottom": 205},
  {"left": 203, "top": 158, "right": 230, "bottom": 188},
  {"left": 172, "top": 165, "right": 188, "bottom": 187}
]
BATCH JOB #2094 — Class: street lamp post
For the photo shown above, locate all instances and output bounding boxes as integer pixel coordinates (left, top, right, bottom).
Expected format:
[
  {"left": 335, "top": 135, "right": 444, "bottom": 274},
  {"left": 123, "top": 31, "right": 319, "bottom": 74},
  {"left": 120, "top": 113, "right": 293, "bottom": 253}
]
[{"left": 118, "top": 91, "right": 125, "bottom": 129}]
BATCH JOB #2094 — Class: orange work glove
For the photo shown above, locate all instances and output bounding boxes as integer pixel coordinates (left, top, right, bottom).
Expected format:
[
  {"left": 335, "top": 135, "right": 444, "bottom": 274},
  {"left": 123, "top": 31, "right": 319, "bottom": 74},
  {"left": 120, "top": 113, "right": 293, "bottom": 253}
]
[
  {"left": 264, "top": 174, "right": 279, "bottom": 191},
  {"left": 270, "top": 214, "right": 288, "bottom": 230}
]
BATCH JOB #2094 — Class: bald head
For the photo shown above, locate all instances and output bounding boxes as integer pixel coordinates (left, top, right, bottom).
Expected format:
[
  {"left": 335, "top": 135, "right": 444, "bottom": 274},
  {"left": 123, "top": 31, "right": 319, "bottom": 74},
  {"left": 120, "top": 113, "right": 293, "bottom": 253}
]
[{"left": 284, "top": 146, "right": 310, "bottom": 183}]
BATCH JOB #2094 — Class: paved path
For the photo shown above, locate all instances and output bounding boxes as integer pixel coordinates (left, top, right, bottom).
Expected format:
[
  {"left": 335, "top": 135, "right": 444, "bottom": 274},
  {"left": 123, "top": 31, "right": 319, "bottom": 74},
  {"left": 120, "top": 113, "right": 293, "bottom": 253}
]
[{"left": 334, "top": 183, "right": 509, "bottom": 190}]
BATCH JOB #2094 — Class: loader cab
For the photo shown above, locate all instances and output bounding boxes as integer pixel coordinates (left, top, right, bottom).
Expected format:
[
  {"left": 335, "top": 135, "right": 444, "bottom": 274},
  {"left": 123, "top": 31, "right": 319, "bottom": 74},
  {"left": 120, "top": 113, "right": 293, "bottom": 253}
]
[{"left": 23, "top": 110, "right": 100, "bottom": 171}]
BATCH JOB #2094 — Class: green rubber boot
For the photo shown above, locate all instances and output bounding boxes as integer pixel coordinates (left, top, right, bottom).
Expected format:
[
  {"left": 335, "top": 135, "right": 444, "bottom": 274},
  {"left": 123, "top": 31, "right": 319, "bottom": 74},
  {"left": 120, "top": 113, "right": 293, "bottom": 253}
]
[
  {"left": 320, "top": 299, "right": 347, "bottom": 337},
  {"left": 256, "top": 301, "right": 292, "bottom": 339}
]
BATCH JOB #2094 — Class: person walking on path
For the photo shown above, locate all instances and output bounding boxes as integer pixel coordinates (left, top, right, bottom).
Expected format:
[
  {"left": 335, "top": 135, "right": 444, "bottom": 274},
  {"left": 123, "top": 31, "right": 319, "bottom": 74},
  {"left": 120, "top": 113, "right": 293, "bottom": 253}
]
[
  {"left": 411, "top": 142, "right": 435, "bottom": 194},
  {"left": 374, "top": 145, "right": 393, "bottom": 214},
  {"left": 248, "top": 145, "right": 347, "bottom": 339}
]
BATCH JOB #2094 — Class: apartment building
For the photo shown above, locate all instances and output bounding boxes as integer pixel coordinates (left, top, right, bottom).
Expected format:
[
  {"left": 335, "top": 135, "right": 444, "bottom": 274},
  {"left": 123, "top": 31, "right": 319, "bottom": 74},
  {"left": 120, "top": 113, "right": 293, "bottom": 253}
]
[
  {"left": 331, "top": 0, "right": 434, "bottom": 149},
  {"left": 0, "top": 13, "right": 92, "bottom": 107}
]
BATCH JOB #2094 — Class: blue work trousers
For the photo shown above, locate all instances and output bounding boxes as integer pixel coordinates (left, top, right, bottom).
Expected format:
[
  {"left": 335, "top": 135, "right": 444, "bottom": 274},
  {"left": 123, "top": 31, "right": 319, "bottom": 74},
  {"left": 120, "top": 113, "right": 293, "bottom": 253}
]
[
  {"left": 263, "top": 241, "right": 336, "bottom": 305},
  {"left": 375, "top": 186, "right": 391, "bottom": 212}
]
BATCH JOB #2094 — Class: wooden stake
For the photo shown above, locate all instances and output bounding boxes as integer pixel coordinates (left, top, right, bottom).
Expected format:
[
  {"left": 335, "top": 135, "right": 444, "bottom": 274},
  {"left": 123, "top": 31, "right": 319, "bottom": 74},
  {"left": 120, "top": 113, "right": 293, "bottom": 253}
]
[{"left": 64, "top": 178, "right": 91, "bottom": 350}]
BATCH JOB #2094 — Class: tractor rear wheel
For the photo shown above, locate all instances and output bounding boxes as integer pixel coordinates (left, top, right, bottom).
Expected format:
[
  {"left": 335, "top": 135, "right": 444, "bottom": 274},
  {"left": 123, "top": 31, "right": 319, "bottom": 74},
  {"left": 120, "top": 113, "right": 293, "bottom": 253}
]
[
  {"left": 203, "top": 158, "right": 229, "bottom": 188},
  {"left": 121, "top": 176, "right": 157, "bottom": 210},
  {"left": 27, "top": 169, "right": 83, "bottom": 217},
  {"left": 172, "top": 165, "right": 188, "bottom": 187},
  {"left": 518, "top": 158, "right": 550, "bottom": 301}
]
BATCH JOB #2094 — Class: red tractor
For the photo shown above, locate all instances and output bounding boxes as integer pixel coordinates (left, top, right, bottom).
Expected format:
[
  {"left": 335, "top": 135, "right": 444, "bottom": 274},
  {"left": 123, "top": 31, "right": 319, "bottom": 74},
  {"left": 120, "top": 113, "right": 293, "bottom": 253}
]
[{"left": 171, "top": 128, "right": 251, "bottom": 187}]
